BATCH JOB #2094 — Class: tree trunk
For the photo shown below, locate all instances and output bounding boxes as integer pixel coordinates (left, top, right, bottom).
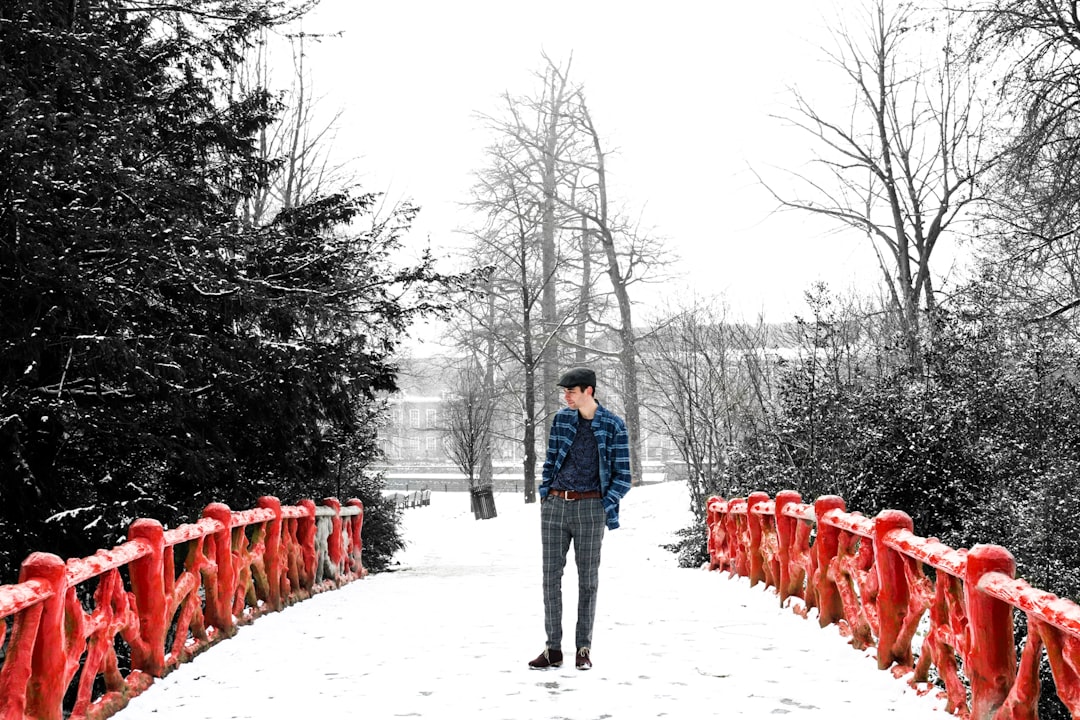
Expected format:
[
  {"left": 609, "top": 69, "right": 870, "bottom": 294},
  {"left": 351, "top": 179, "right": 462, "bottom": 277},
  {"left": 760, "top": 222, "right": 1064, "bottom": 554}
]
[
  {"left": 584, "top": 104, "right": 643, "bottom": 485},
  {"left": 576, "top": 209, "right": 590, "bottom": 364},
  {"left": 539, "top": 70, "right": 565, "bottom": 431},
  {"left": 481, "top": 282, "right": 496, "bottom": 491},
  {"left": 522, "top": 341, "right": 538, "bottom": 503},
  {"left": 522, "top": 259, "right": 538, "bottom": 503},
  {"left": 617, "top": 314, "right": 643, "bottom": 485}
]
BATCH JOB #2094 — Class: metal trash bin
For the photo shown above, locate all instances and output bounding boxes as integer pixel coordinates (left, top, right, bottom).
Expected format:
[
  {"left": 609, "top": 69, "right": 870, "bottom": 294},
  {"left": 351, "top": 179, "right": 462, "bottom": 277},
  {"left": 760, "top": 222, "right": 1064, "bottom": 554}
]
[{"left": 470, "top": 486, "right": 498, "bottom": 520}]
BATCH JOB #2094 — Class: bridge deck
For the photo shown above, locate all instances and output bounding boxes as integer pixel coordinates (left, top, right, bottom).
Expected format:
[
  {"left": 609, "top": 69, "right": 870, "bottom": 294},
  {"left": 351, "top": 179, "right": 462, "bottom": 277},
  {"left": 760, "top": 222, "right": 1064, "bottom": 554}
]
[{"left": 120, "top": 483, "right": 946, "bottom": 719}]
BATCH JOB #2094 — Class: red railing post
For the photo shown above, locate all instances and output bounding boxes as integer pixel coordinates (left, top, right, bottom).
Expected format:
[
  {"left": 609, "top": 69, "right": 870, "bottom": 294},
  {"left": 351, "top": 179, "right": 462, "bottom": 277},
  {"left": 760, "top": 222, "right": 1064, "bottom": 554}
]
[
  {"left": 20, "top": 553, "right": 67, "bottom": 720},
  {"left": 257, "top": 496, "right": 284, "bottom": 611},
  {"left": 728, "top": 498, "right": 749, "bottom": 577},
  {"left": 812, "top": 495, "right": 845, "bottom": 627},
  {"left": 0, "top": 601, "right": 40, "bottom": 720},
  {"left": 202, "top": 503, "right": 236, "bottom": 636},
  {"left": 746, "top": 491, "right": 769, "bottom": 587},
  {"left": 775, "top": 490, "right": 803, "bottom": 604},
  {"left": 322, "top": 498, "right": 344, "bottom": 575},
  {"left": 965, "top": 544, "right": 1017, "bottom": 720},
  {"left": 873, "top": 509, "right": 914, "bottom": 670},
  {"left": 297, "top": 499, "right": 317, "bottom": 591},
  {"left": 127, "top": 518, "right": 166, "bottom": 677},
  {"left": 705, "top": 496, "right": 723, "bottom": 570},
  {"left": 346, "top": 499, "right": 365, "bottom": 576}
]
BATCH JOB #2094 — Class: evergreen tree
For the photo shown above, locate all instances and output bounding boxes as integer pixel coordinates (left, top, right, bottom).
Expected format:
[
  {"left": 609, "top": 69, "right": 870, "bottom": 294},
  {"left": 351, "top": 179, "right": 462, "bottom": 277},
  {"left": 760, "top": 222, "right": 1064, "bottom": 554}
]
[{"left": 0, "top": 0, "right": 465, "bottom": 579}]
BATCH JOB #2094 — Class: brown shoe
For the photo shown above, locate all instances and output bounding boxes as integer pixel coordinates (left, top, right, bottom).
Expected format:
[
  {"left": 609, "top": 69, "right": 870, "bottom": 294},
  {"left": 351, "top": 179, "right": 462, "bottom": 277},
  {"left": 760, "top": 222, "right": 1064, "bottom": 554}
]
[
  {"left": 528, "top": 648, "right": 563, "bottom": 669},
  {"left": 576, "top": 647, "right": 592, "bottom": 670}
]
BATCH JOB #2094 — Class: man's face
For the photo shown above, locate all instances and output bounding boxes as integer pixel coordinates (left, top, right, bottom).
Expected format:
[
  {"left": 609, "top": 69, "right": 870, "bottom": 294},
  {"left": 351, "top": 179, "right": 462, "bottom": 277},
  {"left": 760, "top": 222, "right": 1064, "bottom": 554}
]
[{"left": 562, "top": 385, "right": 591, "bottom": 409}]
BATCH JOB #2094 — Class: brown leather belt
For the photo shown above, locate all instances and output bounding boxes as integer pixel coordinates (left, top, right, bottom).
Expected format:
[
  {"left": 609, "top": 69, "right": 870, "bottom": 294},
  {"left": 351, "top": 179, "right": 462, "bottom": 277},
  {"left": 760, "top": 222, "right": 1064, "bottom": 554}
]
[{"left": 548, "top": 489, "right": 602, "bottom": 501}]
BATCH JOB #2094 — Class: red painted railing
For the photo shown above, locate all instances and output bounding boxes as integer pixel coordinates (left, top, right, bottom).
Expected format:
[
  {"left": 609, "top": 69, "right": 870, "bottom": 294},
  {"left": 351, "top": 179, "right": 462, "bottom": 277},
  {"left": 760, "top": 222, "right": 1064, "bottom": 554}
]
[
  {"left": 0, "top": 495, "right": 365, "bottom": 720},
  {"left": 706, "top": 490, "right": 1080, "bottom": 719}
]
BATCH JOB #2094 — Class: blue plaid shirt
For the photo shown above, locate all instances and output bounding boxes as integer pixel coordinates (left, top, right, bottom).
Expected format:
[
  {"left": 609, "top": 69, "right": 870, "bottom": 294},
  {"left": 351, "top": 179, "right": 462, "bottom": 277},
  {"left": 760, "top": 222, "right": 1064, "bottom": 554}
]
[{"left": 539, "top": 403, "right": 632, "bottom": 529}]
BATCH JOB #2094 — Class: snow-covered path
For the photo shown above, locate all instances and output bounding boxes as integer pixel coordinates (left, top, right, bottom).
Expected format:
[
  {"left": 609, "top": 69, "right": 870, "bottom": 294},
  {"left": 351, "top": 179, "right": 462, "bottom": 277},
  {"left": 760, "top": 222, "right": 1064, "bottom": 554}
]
[{"left": 120, "top": 483, "right": 946, "bottom": 719}]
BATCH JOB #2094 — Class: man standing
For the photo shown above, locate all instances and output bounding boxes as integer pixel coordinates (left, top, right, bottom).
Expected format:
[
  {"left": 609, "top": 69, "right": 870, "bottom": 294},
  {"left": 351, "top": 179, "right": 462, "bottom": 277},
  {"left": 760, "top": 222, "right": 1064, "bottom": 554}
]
[{"left": 528, "top": 367, "right": 632, "bottom": 671}]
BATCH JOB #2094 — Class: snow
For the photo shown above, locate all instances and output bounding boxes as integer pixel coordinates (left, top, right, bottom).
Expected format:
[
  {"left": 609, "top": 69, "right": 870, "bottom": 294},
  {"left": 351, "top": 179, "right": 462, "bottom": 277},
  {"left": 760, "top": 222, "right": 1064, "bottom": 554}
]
[{"left": 120, "top": 482, "right": 948, "bottom": 719}]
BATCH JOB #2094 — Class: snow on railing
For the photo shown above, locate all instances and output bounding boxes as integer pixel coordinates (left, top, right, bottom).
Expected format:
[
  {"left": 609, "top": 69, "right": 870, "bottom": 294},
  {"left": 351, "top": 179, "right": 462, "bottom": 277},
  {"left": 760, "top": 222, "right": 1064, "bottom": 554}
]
[
  {"left": 0, "top": 495, "right": 365, "bottom": 720},
  {"left": 706, "top": 490, "right": 1080, "bottom": 720}
]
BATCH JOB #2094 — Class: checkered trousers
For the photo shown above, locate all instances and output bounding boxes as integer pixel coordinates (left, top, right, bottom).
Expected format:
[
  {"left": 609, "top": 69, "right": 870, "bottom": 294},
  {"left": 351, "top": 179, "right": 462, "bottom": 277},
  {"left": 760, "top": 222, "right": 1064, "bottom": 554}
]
[{"left": 541, "top": 496, "right": 606, "bottom": 650}]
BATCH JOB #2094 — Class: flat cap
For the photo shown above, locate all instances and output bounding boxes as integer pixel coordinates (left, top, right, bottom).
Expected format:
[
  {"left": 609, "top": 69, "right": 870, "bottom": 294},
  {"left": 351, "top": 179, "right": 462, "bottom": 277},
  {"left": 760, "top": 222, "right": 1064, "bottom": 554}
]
[{"left": 557, "top": 367, "right": 596, "bottom": 389}]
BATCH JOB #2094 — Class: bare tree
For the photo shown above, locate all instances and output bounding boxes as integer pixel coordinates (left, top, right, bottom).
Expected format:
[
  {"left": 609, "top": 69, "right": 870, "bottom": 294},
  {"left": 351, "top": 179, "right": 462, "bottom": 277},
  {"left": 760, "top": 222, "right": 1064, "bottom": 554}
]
[
  {"left": 967, "top": 0, "right": 1080, "bottom": 331},
  {"left": 453, "top": 139, "right": 572, "bottom": 503},
  {"left": 556, "top": 83, "right": 675, "bottom": 485},
  {"left": 443, "top": 376, "right": 496, "bottom": 511},
  {"left": 237, "top": 28, "right": 351, "bottom": 226},
  {"left": 457, "top": 54, "right": 672, "bottom": 494},
  {"left": 478, "top": 57, "right": 584, "bottom": 424},
  {"left": 538, "top": 62, "right": 576, "bottom": 421},
  {"left": 641, "top": 298, "right": 768, "bottom": 519},
  {"left": 760, "top": 0, "right": 999, "bottom": 367}
]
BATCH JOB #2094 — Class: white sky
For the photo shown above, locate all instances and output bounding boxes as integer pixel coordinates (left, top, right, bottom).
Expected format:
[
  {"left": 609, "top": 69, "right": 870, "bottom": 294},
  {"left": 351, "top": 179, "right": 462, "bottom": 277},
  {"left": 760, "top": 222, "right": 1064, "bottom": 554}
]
[
  {"left": 279, "top": 0, "right": 969, "bottom": 327},
  {"left": 121, "top": 482, "right": 949, "bottom": 718}
]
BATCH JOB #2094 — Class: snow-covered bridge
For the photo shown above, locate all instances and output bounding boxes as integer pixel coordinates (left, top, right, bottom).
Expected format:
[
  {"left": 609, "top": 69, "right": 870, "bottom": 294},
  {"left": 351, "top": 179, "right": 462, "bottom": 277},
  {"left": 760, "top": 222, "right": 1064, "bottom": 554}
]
[
  {"left": 3, "top": 482, "right": 1080, "bottom": 719},
  {"left": 116, "top": 483, "right": 945, "bottom": 719}
]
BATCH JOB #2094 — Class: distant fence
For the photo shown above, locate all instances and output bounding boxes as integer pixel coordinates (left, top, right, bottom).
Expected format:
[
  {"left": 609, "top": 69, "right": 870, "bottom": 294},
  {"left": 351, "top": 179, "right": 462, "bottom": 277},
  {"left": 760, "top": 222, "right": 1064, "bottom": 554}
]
[
  {"left": 382, "top": 474, "right": 525, "bottom": 493},
  {"left": 706, "top": 491, "right": 1080, "bottom": 720},
  {"left": 375, "top": 461, "right": 674, "bottom": 492},
  {"left": 390, "top": 488, "right": 431, "bottom": 510},
  {"left": 0, "top": 495, "right": 365, "bottom": 720}
]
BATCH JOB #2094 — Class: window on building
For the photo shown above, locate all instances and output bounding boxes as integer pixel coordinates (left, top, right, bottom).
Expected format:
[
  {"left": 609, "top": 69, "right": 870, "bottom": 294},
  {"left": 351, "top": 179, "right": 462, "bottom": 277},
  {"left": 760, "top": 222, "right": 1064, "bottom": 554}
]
[
  {"left": 426, "top": 408, "right": 437, "bottom": 428},
  {"left": 413, "top": 436, "right": 422, "bottom": 451},
  {"left": 426, "top": 436, "right": 438, "bottom": 452},
  {"left": 409, "top": 409, "right": 420, "bottom": 428}
]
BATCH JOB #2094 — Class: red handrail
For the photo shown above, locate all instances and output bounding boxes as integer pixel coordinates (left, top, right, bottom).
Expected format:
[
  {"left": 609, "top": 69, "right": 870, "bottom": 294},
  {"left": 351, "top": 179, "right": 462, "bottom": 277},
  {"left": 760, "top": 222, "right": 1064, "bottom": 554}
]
[
  {"left": 0, "top": 495, "right": 365, "bottom": 720},
  {"left": 706, "top": 491, "right": 1080, "bottom": 719}
]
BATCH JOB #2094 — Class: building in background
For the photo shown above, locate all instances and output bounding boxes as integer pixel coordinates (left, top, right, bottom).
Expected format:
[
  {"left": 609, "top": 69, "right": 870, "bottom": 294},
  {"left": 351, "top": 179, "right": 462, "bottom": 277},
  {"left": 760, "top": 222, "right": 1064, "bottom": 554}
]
[
  {"left": 382, "top": 393, "right": 444, "bottom": 463},
  {"left": 379, "top": 357, "right": 449, "bottom": 466}
]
